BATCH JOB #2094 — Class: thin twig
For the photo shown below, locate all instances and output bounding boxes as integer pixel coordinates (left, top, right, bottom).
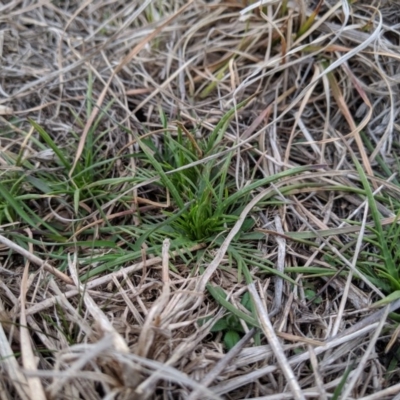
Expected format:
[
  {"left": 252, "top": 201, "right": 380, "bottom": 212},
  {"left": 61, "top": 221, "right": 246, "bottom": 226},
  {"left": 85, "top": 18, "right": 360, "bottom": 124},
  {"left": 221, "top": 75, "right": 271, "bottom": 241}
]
[
  {"left": 340, "top": 305, "right": 390, "bottom": 399},
  {"left": 188, "top": 328, "right": 256, "bottom": 400},
  {"left": 0, "top": 233, "right": 73, "bottom": 284},
  {"left": 248, "top": 283, "right": 305, "bottom": 400}
]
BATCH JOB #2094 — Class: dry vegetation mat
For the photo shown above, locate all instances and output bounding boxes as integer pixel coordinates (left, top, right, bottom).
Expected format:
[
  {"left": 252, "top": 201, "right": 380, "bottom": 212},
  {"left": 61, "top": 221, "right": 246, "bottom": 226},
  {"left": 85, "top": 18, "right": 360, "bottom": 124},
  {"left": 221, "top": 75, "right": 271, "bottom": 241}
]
[{"left": 1, "top": 0, "right": 400, "bottom": 399}]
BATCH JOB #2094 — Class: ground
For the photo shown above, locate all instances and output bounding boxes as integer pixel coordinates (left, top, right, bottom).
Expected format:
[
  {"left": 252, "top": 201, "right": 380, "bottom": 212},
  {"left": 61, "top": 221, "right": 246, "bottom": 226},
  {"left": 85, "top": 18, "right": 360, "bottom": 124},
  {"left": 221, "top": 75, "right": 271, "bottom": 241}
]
[{"left": 1, "top": 1, "right": 400, "bottom": 399}]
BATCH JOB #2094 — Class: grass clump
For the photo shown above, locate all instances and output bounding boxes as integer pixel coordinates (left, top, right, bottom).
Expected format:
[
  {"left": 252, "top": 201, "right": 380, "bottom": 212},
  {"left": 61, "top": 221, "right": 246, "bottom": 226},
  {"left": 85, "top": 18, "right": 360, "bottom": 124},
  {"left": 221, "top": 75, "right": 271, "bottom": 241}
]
[{"left": 138, "top": 106, "right": 242, "bottom": 243}]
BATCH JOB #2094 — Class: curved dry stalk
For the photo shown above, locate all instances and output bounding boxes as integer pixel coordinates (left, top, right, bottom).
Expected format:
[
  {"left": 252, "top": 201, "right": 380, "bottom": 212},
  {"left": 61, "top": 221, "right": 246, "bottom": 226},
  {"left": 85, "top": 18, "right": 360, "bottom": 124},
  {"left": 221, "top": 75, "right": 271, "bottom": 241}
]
[
  {"left": 0, "top": 233, "right": 73, "bottom": 284},
  {"left": 249, "top": 283, "right": 305, "bottom": 400},
  {"left": 19, "top": 234, "right": 46, "bottom": 400}
]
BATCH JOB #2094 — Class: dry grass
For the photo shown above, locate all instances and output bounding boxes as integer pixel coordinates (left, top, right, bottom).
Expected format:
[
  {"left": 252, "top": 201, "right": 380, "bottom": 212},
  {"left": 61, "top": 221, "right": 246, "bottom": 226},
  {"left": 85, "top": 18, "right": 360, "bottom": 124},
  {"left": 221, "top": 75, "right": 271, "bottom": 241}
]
[{"left": 1, "top": 0, "right": 400, "bottom": 399}]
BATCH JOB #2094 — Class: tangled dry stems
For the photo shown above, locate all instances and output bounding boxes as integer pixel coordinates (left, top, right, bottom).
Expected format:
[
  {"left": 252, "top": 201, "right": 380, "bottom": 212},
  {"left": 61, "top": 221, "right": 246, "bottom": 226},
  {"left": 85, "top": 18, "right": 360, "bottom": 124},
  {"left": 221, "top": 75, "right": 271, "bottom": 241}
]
[{"left": 1, "top": 0, "right": 400, "bottom": 399}]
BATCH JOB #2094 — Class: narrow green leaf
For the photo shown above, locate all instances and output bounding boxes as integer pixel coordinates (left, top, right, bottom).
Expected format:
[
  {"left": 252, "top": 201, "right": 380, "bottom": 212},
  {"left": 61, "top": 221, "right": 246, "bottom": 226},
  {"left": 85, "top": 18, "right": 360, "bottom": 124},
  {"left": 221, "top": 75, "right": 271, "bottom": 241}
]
[
  {"left": 296, "top": 0, "right": 322, "bottom": 39},
  {"left": 84, "top": 176, "right": 138, "bottom": 189},
  {"left": 353, "top": 155, "right": 398, "bottom": 280},
  {"left": 138, "top": 139, "right": 185, "bottom": 209},
  {"left": 206, "top": 284, "right": 259, "bottom": 328},
  {"left": 25, "top": 176, "right": 52, "bottom": 194},
  {"left": 332, "top": 362, "right": 356, "bottom": 400},
  {"left": 200, "top": 65, "right": 229, "bottom": 99},
  {"left": 284, "top": 267, "right": 339, "bottom": 276},
  {"left": 29, "top": 119, "right": 71, "bottom": 169},
  {"left": 0, "top": 182, "right": 38, "bottom": 228},
  {"left": 371, "top": 290, "right": 400, "bottom": 308},
  {"left": 223, "top": 165, "right": 317, "bottom": 208},
  {"left": 206, "top": 97, "right": 252, "bottom": 154},
  {"left": 136, "top": 202, "right": 192, "bottom": 249}
]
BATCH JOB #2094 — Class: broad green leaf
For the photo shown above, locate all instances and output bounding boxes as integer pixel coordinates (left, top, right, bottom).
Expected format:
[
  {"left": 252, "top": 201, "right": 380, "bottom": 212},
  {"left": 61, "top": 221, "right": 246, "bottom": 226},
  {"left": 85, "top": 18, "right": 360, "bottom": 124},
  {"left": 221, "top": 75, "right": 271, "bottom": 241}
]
[
  {"left": 210, "top": 319, "right": 229, "bottom": 332},
  {"left": 224, "top": 330, "right": 241, "bottom": 350}
]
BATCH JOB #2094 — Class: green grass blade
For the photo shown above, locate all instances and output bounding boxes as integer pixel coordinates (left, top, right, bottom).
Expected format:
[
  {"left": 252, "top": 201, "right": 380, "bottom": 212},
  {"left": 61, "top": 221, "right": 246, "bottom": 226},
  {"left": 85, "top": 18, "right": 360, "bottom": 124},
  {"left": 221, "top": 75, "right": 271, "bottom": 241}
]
[
  {"left": 353, "top": 155, "right": 398, "bottom": 281},
  {"left": 371, "top": 290, "right": 400, "bottom": 308},
  {"left": 206, "top": 284, "right": 260, "bottom": 328},
  {"left": 137, "top": 139, "right": 185, "bottom": 209},
  {"left": 29, "top": 119, "right": 71, "bottom": 169},
  {"left": 332, "top": 362, "right": 356, "bottom": 400},
  {"left": 205, "top": 97, "right": 252, "bottom": 155},
  {"left": 223, "top": 165, "right": 317, "bottom": 209},
  {"left": 135, "top": 202, "right": 192, "bottom": 249},
  {"left": 0, "top": 182, "right": 40, "bottom": 229}
]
